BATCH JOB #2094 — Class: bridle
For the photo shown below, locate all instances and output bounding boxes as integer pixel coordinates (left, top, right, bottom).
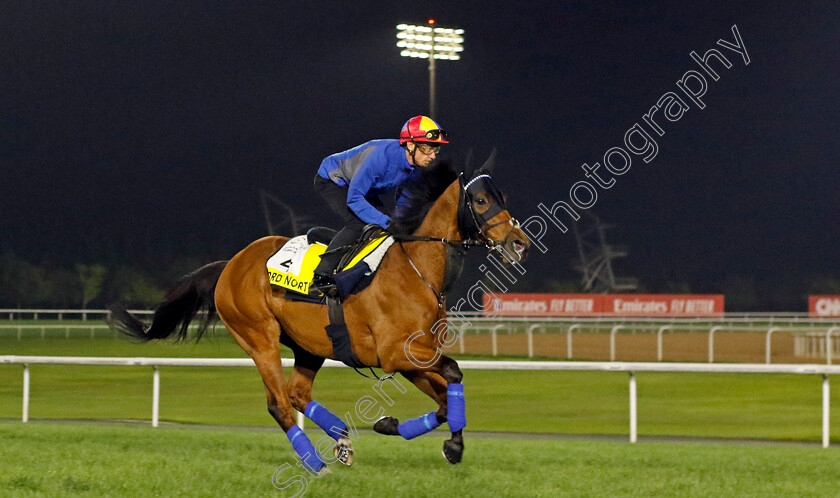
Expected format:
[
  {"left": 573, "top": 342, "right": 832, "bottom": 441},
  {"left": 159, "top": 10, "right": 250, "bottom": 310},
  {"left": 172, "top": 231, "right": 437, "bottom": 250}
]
[
  {"left": 394, "top": 172, "right": 519, "bottom": 249},
  {"left": 457, "top": 173, "right": 521, "bottom": 251},
  {"left": 394, "top": 171, "right": 521, "bottom": 309}
]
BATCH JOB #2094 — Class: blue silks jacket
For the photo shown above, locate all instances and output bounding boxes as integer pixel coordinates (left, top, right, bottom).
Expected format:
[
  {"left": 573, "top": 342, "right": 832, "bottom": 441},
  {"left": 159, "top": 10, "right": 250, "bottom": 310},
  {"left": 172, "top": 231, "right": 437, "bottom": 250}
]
[{"left": 317, "top": 139, "right": 418, "bottom": 228}]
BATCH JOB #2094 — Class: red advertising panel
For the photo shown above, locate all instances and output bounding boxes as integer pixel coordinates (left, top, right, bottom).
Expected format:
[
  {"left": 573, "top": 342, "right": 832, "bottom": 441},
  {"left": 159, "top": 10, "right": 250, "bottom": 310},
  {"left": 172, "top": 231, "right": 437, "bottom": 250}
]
[
  {"left": 602, "top": 294, "right": 723, "bottom": 316},
  {"left": 809, "top": 296, "right": 840, "bottom": 317},
  {"left": 483, "top": 293, "right": 724, "bottom": 316},
  {"left": 482, "top": 293, "right": 601, "bottom": 316}
]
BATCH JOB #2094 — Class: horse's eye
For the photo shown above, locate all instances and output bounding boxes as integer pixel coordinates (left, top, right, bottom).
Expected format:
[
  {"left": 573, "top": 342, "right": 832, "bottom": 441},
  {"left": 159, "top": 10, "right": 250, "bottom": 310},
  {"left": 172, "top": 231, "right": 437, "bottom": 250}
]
[{"left": 475, "top": 197, "right": 487, "bottom": 205}]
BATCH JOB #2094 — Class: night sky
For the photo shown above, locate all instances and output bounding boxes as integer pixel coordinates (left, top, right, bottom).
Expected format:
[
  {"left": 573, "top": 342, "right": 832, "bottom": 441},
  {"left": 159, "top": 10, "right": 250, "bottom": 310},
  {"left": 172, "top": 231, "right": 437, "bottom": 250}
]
[{"left": 1, "top": 1, "right": 838, "bottom": 306}]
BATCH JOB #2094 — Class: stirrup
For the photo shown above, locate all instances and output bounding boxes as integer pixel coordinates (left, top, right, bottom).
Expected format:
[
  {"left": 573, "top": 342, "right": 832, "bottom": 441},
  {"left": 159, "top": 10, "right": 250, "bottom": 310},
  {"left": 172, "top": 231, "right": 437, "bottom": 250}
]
[{"left": 309, "top": 274, "right": 337, "bottom": 297}]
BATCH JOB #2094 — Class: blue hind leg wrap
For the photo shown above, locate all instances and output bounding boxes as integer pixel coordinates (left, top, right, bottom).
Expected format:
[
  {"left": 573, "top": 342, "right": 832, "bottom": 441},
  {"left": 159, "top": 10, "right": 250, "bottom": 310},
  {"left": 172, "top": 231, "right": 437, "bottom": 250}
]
[
  {"left": 447, "top": 383, "right": 466, "bottom": 432},
  {"left": 397, "top": 411, "right": 441, "bottom": 440},
  {"left": 305, "top": 400, "right": 347, "bottom": 440},
  {"left": 286, "top": 426, "right": 325, "bottom": 473}
]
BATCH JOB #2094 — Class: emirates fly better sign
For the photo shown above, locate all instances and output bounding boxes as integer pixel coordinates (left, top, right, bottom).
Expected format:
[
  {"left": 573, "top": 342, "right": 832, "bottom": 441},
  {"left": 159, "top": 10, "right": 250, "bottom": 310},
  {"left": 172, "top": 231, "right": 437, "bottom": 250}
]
[
  {"left": 809, "top": 296, "right": 840, "bottom": 317},
  {"left": 482, "top": 293, "right": 725, "bottom": 316}
]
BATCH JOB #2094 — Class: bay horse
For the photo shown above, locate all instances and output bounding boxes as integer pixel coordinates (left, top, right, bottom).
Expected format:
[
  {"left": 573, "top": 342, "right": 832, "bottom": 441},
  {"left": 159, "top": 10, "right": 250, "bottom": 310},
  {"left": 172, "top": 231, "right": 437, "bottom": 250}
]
[{"left": 109, "top": 158, "right": 529, "bottom": 473}]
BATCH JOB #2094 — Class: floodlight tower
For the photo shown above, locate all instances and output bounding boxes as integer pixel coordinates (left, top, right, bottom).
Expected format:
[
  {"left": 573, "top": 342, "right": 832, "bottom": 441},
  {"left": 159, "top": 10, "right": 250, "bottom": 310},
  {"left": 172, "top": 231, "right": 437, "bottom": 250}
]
[{"left": 396, "top": 19, "right": 464, "bottom": 118}]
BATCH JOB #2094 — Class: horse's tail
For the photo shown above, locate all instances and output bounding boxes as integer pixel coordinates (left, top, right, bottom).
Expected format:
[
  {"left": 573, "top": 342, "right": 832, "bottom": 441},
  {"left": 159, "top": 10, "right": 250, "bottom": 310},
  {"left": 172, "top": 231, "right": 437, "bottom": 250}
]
[{"left": 108, "top": 261, "right": 228, "bottom": 342}]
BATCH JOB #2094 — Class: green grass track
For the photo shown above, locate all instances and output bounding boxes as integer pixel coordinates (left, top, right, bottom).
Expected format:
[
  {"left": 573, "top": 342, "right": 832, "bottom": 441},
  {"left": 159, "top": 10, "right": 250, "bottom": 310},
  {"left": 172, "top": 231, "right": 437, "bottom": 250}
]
[{"left": 2, "top": 422, "right": 840, "bottom": 497}]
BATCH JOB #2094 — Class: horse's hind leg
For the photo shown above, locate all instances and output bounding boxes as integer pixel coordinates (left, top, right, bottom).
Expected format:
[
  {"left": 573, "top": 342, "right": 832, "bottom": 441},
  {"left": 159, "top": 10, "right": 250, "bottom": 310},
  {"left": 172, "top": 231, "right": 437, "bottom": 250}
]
[
  {"left": 223, "top": 318, "right": 327, "bottom": 473},
  {"left": 285, "top": 340, "right": 355, "bottom": 466}
]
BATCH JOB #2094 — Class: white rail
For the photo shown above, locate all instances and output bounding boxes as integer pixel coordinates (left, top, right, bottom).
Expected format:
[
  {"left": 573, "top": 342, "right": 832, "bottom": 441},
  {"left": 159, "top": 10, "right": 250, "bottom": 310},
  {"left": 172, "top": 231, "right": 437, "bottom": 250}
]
[
  {"left": 461, "top": 323, "right": 840, "bottom": 363},
  {"left": 1, "top": 356, "right": 838, "bottom": 447},
  {"left": 1, "top": 325, "right": 112, "bottom": 340},
  {"left": 0, "top": 309, "right": 153, "bottom": 320}
]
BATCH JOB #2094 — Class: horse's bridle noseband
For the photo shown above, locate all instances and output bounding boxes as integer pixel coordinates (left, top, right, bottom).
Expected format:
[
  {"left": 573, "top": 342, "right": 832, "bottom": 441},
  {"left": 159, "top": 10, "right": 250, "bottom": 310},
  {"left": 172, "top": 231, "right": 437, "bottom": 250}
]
[{"left": 457, "top": 172, "right": 520, "bottom": 251}]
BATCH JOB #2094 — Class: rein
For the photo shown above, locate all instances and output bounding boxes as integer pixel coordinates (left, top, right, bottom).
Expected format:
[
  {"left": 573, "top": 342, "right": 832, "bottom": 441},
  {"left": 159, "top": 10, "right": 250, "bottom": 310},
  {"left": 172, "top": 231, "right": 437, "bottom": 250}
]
[
  {"left": 398, "top": 241, "right": 447, "bottom": 311},
  {"left": 392, "top": 233, "right": 489, "bottom": 248},
  {"left": 392, "top": 172, "right": 516, "bottom": 308}
]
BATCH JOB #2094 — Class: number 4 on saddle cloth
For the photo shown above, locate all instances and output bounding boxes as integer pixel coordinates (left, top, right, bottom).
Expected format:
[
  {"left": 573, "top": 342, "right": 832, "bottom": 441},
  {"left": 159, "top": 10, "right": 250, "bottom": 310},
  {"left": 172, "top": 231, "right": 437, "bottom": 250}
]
[{"left": 266, "top": 225, "right": 394, "bottom": 303}]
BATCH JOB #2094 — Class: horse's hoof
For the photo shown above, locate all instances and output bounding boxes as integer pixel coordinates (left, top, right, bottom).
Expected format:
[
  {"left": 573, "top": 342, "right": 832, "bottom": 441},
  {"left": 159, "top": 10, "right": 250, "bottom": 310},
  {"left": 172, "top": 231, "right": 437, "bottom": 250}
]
[
  {"left": 334, "top": 437, "right": 354, "bottom": 466},
  {"left": 442, "top": 439, "right": 463, "bottom": 464},
  {"left": 373, "top": 416, "right": 400, "bottom": 436}
]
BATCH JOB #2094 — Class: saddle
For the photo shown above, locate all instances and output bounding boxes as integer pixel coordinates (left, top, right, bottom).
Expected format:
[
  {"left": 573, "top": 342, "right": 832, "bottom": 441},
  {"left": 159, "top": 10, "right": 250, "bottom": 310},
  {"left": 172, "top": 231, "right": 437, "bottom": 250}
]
[
  {"left": 334, "top": 224, "right": 389, "bottom": 270},
  {"left": 305, "top": 223, "right": 382, "bottom": 242},
  {"left": 266, "top": 224, "right": 394, "bottom": 300},
  {"left": 306, "top": 226, "right": 337, "bottom": 245}
]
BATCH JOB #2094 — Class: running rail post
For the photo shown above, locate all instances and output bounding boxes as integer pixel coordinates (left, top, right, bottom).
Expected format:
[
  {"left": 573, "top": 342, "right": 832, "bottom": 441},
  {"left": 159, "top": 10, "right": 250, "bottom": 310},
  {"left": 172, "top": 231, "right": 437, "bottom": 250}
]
[
  {"left": 22, "top": 364, "right": 30, "bottom": 423},
  {"left": 610, "top": 326, "right": 624, "bottom": 362},
  {"left": 526, "top": 324, "right": 539, "bottom": 359},
  {"left": 828, "top": 327, "right": 840, "bottom": 365},
  {"left": 567, "top": 324, "right": 581, "bottom": 360},
  {"left": 823, "top": 375, "right": 830, "bottom": 448},
  {"left": 657, "top": 326, "right": 671, "bottom": 362},
  {"left": 491, "top": 324, "right": 504, "bottom": 357},
  {"left": 629, "top": 372, "right": 637, "bottom": 443},
  {"left": 766, "top": 327, "right": 780, "bottom": 364},
  {"left": 152, "top": 366, "right": 160, "bottom": 428},
  {"left": 709, "top": 326, "right": 723, "bottom": 363}
]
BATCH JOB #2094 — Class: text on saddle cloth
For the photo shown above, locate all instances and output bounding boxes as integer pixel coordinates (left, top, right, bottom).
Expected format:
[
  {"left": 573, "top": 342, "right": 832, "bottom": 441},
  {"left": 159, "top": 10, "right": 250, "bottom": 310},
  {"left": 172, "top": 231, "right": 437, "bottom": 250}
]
[
  {"left": 266, "top": 234, "right": 395, "bottom": 295},
  {"left": 266, "top": 236, "right": 326, "bottom": 294}
]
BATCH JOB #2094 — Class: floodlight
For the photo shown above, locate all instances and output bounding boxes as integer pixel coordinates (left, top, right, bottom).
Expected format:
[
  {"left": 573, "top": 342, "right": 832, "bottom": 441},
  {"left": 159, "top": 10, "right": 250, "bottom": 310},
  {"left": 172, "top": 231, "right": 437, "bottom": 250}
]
[{"left": 396, "top": 20, "right": 464, "bottom": 117}]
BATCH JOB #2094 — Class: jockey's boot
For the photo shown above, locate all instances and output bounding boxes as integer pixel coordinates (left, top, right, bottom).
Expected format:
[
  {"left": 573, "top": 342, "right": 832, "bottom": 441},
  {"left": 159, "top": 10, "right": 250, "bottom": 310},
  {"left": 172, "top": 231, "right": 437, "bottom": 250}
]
[{"left": 309, "top": 272, "right": 338, "bottom": 298}]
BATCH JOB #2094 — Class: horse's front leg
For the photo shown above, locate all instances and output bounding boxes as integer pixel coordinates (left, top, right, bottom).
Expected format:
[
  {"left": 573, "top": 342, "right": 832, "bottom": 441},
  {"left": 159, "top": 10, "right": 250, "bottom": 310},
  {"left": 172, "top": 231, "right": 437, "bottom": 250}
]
[
  {"left": 373, "top": 370, "right": 448, "bottom": 435},
  {"left": 437, "top": 355, "right": 465, "bottom": 464},
  {"left": 379, "top": 346, "right": 466, "bottom": 464}
]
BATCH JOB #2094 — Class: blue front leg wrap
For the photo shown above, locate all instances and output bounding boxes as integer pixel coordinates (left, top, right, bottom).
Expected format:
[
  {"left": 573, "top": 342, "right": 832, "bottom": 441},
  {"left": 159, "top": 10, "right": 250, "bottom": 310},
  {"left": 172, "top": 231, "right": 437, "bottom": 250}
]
[
  {"left": 286, "top": 426, "right": 325, "bottom": 473},
  {"left": 305, "top": 400, "right": 347, "bottom": 440},
  {"left": 397, "top": 411, "right": 441, "bottom": 440},
  {"left": 447, "top": 383, "right": 466, "bottom": 432}
]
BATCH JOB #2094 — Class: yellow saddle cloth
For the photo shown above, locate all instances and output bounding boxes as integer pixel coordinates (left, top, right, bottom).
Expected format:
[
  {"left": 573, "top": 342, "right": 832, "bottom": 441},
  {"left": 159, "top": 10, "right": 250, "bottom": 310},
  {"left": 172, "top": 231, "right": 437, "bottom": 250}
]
[{"left": 266, "top": 235, "right": 393, "bottom": 294}]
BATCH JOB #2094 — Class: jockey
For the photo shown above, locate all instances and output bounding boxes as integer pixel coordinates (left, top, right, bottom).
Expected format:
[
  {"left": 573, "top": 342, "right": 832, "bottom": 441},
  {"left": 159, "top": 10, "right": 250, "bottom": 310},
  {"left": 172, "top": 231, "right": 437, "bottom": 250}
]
[{"left": 309, "top": 115, "right": 449, "bottom": 297}]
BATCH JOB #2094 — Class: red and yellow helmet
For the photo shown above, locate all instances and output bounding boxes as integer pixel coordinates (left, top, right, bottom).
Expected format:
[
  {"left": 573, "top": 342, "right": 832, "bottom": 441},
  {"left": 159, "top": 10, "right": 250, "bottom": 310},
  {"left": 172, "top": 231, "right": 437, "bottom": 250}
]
[{"left": 399, "top": 116, "right": 449, "bottom": 144}]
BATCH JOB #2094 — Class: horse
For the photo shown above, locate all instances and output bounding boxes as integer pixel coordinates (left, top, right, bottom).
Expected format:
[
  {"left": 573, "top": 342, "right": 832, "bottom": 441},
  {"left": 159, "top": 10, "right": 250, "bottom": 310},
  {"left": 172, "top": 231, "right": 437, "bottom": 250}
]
[{"left": 109, "top": 158, "right": 530, "bottom": 473}]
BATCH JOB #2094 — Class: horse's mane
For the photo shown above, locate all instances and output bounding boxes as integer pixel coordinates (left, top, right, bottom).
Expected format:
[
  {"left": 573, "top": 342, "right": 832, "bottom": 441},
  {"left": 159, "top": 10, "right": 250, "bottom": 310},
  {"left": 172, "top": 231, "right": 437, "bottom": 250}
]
[{"left": 389, "top": 160, "right": 459, "bottom": 235}]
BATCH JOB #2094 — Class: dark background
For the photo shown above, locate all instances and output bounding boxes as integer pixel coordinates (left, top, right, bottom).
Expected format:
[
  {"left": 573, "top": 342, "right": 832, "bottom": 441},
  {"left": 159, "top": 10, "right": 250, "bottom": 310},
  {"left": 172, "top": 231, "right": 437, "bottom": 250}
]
[{"left": 1, "top": 1, "right": 838, "bottom": 310}]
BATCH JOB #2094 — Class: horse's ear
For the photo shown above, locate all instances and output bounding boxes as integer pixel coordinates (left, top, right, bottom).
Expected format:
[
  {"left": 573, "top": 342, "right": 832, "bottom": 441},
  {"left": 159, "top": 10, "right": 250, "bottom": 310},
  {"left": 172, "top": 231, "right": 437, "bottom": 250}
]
[
  {"left": 477, "top": 147, "right": 497, "bottom": 175},
  {"left": 464, "top": 147, "right": 474, "bottom": 176}
]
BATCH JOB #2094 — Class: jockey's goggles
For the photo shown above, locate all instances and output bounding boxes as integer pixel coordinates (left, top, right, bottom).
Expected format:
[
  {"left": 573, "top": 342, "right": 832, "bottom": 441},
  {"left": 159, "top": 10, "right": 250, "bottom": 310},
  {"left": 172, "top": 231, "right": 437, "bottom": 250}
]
[
  {"left": 422, "top": 129, "right": 448, "bottom": 141},
  {"left": 416, "top": 143, "right": 441, "bottom": 155}
]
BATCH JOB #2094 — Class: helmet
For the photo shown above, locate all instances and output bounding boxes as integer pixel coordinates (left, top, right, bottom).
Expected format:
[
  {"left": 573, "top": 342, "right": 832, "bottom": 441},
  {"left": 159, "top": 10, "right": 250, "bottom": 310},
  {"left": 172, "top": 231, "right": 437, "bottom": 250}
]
[{"left": 399, "top": 116, "right": 449, "bottom": 144}]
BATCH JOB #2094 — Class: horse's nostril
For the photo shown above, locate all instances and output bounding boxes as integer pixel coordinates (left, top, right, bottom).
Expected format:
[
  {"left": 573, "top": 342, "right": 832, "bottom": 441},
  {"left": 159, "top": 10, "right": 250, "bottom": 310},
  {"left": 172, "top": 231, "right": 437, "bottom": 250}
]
[{"left": 510, "top": 239, "right": 528, "bottom": 260}]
